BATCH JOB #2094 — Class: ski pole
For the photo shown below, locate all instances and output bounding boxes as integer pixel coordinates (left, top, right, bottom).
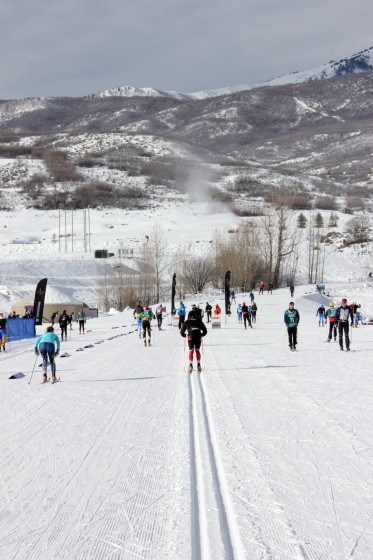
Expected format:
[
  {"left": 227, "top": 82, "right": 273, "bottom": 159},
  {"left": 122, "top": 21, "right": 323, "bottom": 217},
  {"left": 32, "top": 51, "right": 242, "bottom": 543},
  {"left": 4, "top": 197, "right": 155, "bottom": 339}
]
[{"left": 28, "top": 355, "right": 38, "bottom": 386}]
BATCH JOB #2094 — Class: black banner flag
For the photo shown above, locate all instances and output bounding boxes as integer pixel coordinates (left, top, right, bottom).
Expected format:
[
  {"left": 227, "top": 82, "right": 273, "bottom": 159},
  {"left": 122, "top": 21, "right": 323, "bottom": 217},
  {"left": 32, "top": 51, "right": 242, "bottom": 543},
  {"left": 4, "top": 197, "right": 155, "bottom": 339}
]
[
  {"left": 33, "top": 278, "right": 48, "bottom": 325},
  {"left": 224, "top": 270, "right": 231, "bottom": 315},
  {"left": 171, "top": 273, "right": 176, "bottom": 315}
]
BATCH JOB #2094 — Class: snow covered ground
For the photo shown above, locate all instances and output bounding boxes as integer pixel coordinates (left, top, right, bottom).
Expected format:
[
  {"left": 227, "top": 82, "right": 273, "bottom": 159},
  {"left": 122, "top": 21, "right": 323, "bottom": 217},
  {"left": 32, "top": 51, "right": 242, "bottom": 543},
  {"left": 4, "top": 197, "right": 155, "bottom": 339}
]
[{"left": 1, "top": 285, "right": 373, "bottom": 559}]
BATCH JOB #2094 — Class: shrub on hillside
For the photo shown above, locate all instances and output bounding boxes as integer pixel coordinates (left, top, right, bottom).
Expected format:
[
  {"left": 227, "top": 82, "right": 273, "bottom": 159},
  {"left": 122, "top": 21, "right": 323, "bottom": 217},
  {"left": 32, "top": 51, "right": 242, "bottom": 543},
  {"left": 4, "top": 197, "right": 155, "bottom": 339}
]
[{"left": 315, "top": 195, "right": 338, "bottom": 210}]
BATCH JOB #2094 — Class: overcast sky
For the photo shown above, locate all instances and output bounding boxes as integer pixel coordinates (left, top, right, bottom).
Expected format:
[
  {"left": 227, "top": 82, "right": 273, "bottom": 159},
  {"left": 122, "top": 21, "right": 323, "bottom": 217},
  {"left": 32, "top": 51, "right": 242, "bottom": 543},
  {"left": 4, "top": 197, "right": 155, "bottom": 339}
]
[{"left": 1, "top": 0, "right": 372, "bottom": 99}]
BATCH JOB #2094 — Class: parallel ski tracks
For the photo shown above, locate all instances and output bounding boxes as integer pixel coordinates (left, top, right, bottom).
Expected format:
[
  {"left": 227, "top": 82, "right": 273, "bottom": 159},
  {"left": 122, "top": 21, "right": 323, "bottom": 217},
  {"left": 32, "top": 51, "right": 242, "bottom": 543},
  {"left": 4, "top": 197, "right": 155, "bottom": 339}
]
[{"left": 188, "top": 372, "right": 245, "bottom": 560}]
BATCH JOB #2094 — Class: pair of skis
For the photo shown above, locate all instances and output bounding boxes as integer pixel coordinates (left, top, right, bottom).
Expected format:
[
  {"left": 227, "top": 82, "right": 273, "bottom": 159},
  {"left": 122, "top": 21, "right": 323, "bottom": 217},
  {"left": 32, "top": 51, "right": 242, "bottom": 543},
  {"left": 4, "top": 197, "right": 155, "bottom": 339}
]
[{"left": 41, "top": 377, "right": 60, "bottom": 384}]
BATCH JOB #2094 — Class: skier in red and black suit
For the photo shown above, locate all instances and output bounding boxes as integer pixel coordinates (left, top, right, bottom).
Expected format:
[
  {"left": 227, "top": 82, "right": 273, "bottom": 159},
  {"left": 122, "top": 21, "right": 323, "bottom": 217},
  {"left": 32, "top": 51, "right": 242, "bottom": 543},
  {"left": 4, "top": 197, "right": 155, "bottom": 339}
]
[{"left": 180, "top": 308, "right": 207, "bottom": 373}]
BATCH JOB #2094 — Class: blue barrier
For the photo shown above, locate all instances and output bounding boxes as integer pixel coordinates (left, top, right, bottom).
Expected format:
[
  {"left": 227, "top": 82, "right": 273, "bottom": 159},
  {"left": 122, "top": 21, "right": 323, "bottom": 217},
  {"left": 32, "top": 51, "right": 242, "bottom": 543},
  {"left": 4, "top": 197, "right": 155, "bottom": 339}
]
[{"left": 7, "top": 318, "right": 36, "bottom": 341}]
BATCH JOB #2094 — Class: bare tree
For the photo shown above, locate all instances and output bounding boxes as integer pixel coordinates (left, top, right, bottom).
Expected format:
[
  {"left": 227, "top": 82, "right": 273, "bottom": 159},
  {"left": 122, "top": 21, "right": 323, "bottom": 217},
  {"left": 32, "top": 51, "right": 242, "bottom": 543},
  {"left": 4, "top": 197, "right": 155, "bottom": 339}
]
[
  {"left": 183, "top": 258, "right": 213, "bottom": 293},
  {"left": 148, "top": 224, "right": 168, "bottom": 302},
  {"left": 345, "top": 215, "right": 371, "bottom": 244}
]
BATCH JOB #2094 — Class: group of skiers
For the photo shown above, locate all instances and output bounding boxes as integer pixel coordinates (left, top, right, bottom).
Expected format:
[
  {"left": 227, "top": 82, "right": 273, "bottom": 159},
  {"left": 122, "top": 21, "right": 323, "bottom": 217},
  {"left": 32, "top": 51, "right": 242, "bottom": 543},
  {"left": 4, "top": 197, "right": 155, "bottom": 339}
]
[{"left": 32, "top": 288, "right": 362, "bottom": 382}]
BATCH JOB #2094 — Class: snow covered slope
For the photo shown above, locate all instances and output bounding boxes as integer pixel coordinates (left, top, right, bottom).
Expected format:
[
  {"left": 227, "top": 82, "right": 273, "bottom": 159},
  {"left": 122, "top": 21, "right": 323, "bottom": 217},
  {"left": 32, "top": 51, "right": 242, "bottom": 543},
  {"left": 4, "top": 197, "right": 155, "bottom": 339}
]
[
  {"left": 96, "top": 46, "right": 373, "bottom": 100},
  {"left": 1, "top": 285, "right": 373, "bottom": 559}
]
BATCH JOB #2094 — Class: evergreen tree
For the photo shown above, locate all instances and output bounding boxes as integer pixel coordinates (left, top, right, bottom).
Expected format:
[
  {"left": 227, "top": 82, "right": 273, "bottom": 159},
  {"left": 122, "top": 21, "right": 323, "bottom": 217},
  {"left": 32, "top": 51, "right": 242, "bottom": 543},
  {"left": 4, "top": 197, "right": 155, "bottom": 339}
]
[
  {"left": 315, "top": 212, "right": 324, "bottom": 229},
  {"left": 297, "top": 213, "right": 307, "bottom": 229}
]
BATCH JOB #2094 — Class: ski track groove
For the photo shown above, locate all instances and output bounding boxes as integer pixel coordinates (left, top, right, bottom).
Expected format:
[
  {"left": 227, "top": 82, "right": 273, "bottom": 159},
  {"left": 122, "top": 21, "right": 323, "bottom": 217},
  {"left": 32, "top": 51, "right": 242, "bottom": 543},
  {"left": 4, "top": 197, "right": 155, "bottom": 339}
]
[{"left": 189, "top": 369, "right": 245, "bottom": 560}]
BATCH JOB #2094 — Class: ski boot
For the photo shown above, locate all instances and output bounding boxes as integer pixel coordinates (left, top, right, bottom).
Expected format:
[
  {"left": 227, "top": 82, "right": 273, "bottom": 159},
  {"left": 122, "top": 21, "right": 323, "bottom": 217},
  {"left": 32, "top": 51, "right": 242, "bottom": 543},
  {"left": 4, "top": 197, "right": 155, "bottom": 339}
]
[
  {"left": 148, "top": 339, "right": 151, "bottom": 346},
  {"left": 188, "top": 363, "right": 193, "bottom": 373},
  {"left": 197, "top": 363, "right": 202, "bottom": 372},
  {"left": 144, "top": 339, "right": 147, "bottom": 346},
  {"left": 42, "top": 374, "right": 48, "bottom": 383}
]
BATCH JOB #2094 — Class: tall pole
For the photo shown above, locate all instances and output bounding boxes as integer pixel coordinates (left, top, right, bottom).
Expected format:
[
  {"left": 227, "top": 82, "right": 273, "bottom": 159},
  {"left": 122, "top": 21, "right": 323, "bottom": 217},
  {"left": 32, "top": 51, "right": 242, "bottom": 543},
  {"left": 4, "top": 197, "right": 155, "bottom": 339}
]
[
  {"left": 58, "top": 210, "right": 61, "bottom": 253},
  {"left": 71, "top": 209, "right": 74, "bottom": 253},
  {"left": 88, "top": 206, "right": 91, "bottom": 252},
  {"left": 83, "top": 209, "right": 87, "bottom": 252},
  {"left": 65, "top": 210, "right": 67, "bottom": 253}
]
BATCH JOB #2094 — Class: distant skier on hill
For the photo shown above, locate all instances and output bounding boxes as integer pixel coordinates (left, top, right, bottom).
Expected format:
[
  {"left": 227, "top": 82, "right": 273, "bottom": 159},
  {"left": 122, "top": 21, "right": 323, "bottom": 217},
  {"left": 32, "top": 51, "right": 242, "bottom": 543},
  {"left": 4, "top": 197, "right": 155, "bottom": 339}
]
[
  {"left": 284, "top": 302, "right": 300, "bottom": 351},
  {"left": 289, "top": 284, "right": 295, "bottom": 298},
  {"left": 316, "top": 305, "right": 326, "bottom": 326},
  {"left": 180, "top": 308, "right": 207, "bottom": 373}
]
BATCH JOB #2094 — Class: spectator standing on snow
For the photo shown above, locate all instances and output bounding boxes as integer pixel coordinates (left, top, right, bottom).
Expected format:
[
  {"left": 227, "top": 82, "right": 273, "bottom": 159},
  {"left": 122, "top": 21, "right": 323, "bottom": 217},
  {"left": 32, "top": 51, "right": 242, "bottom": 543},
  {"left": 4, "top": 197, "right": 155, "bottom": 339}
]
[
  {"left": 268, "top": 281, "right": 273, "bottom": 294},
  {"left": 180, "top": 308, "right": 207, "bottom": 373},
  {"left": 335, "top": 298, "right": 353, "bottom": 351},
  {"left": 34, "top": 326, "right": 60, "bottom": 383},
  {"left": 284, "top": 302, "right": 300, "bottom": 351},
  {"left": 230, "top": 290, "right": 236, "bottom": 304},
  {"left": 69, "top": 312, "right": 75, "bottom": 330},
  {"left": 214, "top": 304, "right": 221, "bottom": 316},
  {"left": 250, "top": 291, "right": 254, "bottom": 303},
  {"left": 205, "top": 302, "right": 212, "bottom": 323},
  {"left": 290, "top": 284, "right": 295, "bottom": 298},
  {"left": 77, "top": 309, "right": 86, "bottom": 334},
  {"left": 50, "top": 311, "right": 58, "bottom": 325},
  {"left": 259, "top": 282, "right": 264, "bottom": 295}
]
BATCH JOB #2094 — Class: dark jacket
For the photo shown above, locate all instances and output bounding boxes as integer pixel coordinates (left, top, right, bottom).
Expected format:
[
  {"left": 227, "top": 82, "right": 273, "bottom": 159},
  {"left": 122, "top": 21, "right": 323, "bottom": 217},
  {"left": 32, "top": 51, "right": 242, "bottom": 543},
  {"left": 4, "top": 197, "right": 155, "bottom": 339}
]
[{"left": 180, "top": 317, "right": 207, "bottom": 339}]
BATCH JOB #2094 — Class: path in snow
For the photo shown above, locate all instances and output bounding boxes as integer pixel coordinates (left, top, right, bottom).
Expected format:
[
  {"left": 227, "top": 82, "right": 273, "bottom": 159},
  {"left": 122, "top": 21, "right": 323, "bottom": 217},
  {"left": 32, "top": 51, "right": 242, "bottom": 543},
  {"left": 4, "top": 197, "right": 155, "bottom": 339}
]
[{"left": 0, "top": 286, "right": 372, "bottom": 559}]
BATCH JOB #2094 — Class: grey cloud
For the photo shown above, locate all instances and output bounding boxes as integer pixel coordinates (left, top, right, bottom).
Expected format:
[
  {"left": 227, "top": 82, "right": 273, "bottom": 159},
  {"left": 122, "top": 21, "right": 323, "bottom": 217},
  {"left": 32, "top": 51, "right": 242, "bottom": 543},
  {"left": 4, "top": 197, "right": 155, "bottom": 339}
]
[{"left": 1, "top": 0, "right": 372, "bottom": 99}]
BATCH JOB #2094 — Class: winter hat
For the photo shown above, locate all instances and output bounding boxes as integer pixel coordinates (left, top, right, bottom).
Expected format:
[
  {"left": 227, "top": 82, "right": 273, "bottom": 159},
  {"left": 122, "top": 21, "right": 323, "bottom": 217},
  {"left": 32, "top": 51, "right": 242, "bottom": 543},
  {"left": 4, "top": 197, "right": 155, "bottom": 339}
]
[
  {"left": 330, "top": 302, "right": 334, "bottom": 308},
  {"left": 188, "top": 310, "right": 196, "bottom": 319},
  {"left": 192, "top": 304, "right": 196, "bottom": 309},
  {"left": 145, "top": 306, "right": 149, "bottom": 310},
  {"left": 341, "top": 298, "right": 347, "bottom": 303}
]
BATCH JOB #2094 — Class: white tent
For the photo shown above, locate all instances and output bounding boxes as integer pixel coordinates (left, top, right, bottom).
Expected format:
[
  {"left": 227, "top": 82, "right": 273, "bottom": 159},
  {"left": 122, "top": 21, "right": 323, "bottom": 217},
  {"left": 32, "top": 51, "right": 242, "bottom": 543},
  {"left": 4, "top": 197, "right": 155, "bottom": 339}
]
[{"left": 11, "top": 286, "right": 89, "bottom": 323}]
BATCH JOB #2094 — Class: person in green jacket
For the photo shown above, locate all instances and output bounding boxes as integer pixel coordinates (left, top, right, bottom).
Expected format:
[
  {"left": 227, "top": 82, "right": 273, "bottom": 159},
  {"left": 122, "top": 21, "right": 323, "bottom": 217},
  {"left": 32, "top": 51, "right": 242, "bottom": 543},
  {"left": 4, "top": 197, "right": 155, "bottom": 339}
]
[
  {"left": 77, "top": 309, "right": 87, "bottom": 334},
  {"left": 34, "top": 326, "right": 60, "bottom": 382},
  {"left": 284, "top": 301, "right": 300, "bottom": 351}
]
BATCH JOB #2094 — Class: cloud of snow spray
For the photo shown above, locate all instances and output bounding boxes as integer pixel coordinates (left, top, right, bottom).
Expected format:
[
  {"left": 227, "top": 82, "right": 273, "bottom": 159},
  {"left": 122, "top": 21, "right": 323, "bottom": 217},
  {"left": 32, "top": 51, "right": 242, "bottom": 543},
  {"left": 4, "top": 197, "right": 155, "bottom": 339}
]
[{"left": 176, "top": 158, "right": 230, "bottom": 213}]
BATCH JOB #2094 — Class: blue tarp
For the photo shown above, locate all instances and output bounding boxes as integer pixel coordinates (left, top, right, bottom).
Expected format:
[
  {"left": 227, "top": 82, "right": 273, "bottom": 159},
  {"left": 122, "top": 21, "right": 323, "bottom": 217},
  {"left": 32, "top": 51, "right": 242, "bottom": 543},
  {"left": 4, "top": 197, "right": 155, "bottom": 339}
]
[{"left": 7, "top": 318, "right": 35, "bottom": 341}]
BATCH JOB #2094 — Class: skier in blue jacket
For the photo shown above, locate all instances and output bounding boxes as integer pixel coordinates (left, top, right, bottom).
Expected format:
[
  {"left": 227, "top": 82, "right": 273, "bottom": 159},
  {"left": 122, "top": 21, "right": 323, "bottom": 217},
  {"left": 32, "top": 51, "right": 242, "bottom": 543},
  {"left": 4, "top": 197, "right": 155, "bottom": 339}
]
[{"left": 34, "top": 326, "right": 60, "bottom": 382}]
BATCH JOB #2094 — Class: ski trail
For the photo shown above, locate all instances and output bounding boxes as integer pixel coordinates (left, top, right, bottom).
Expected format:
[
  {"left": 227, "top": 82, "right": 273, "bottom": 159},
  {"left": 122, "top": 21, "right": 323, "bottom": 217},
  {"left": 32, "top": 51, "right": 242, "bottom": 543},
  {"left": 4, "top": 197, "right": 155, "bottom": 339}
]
[{"left": 189, "top": 371, "right": 245, "bottom": 560}]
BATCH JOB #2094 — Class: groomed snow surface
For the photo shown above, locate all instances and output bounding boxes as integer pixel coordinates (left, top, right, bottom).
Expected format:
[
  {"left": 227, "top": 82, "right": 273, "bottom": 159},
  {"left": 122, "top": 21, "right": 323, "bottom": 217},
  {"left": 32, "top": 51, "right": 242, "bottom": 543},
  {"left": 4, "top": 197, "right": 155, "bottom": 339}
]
[{"left": 1, "top": 286, "right": 373, "bottom": 560}]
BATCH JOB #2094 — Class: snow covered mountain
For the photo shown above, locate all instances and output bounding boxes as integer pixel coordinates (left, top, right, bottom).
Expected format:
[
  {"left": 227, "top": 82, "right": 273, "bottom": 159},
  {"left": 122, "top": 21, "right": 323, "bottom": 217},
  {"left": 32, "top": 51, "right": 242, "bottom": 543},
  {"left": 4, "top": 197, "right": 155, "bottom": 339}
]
[{"left": 96, "top": 46, "right": 373, "bottom": 100}]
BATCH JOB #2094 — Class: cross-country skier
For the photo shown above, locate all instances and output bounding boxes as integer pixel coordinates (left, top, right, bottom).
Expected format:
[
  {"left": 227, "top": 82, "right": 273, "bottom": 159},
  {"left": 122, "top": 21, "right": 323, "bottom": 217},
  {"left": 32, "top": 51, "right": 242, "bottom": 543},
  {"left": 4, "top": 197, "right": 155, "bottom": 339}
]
[
  {"left": 59, "top": 309, "right": 70, "bottom": 341},
  {"left": 284, "top": 302, "right": 300, "bottom": 351},
  {"left": 290, "top": 284, "right": 295, "bottom": 298},
  {"left": 205, "top": 302, "right": 212, "bottom": 323},
  {"left": 250, "top": 291, "right": 254, "bottom": 303},
  {"left": 241, "top": 302, "right": 253, "bottom": 329},
  {"left": 34, "top": 326, "right": 60, "bottom": 383},
  {"left": 259, "top": 282, "right": 264, "bottom": 295},
  {"left": 237, "top": 303, "right": 243, "bottom": 323},
  {"left": 141, "top": 306, "right": 155, "bottom": 346},
  {"left": 326, "top": 302, "right": 338, "bottom": 342},
  {"left": 77, "top": 309, "right": 86, "bottom": 334},
  {"left": 251, "top": 302, "right": 257, "bottom": 324},
  {"left": 177, "top": 301, "right": 186, "bottom": 329},
  {"left": 190, "top": 304, "right": 204, "bottom": 321},
  {"left": 155, "top": 304, "right": 164, "bottom": 330},
  {"left": 316, "top": 305, "right": 326, "bottom": 326},
  {"left": 268, "top": 281, "right": 273, "bottom": 294},
  {"left": 180, "top": 309, "right": 207, "bottom": 373},
  {"left": 133, "top": 301, "right": 144, "bottom": 337},
  {"left": 335, "top": 298, "right": 353, "bottom": 351}
]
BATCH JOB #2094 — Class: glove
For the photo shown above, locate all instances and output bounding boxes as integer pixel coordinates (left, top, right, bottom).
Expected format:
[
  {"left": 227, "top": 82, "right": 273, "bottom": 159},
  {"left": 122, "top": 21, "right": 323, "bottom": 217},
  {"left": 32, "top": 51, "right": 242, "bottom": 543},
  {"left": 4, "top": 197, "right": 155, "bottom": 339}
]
[
  {"left": 350, "top": 323, "right": 353, "bottom": 327},
  {"left": 55, "top": 350, "right": 59, "bottom": 356},
  {"left": 34, "top": 348, "right": 39, "bottom": 355}
]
